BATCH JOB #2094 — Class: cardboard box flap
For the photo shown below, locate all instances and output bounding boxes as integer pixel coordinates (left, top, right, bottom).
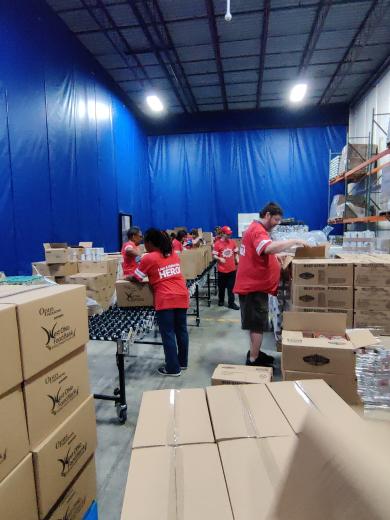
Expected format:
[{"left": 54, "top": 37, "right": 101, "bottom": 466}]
[
  {"left": 211, "top": 364, "right": 272, "bottom": 385},
  {"left": 132, "top": 389, "right": 214, "bottom": 448},
  {"left": 206, "top": 384, "right": 294, "bottom": 441},
  {"left": 0, "top": 455, "right": 38, "bottom": 520},
  {"left": 294, "top": 244, "right": 329, "bottom": 258},
  {"left": 283, "top": 311, "right": 346, "bottom": 334},
  {"left": 281, "top": 330, "right": 303, "bottom": 341},
  {"left": 346, "top": 328, "right": 378, "bottom": 348},
  {"left": 121, "top": 444, "right": 233, "bottom": 520}
]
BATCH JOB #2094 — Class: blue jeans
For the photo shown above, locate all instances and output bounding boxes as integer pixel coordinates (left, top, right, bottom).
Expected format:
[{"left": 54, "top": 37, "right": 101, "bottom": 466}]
[{"left": 156, "top": 309, "right": 189, "bottom": 374}]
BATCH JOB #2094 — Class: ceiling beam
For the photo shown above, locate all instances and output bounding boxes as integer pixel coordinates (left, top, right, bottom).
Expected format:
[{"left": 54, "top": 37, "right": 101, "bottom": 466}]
[
  {"left": 319, "top": 0, "right": 387, "bottom": 104},
  {"left": 144, "top": 0, "right": 199, "bottom": 112},
  {"left": 204, "top": 0, "right": 228, "bottom": 111},
  {"left": 256, "top": 0, "right": 271, "bottom": 109},
  {"left": 298, "top": 0, "right": 332, "bottom": 74},
  {"left": 350, "top": 53, "right": 390, "bottom": 107},
  {"left": 127, "top": 1, "right": 189, "bottom": 113}
]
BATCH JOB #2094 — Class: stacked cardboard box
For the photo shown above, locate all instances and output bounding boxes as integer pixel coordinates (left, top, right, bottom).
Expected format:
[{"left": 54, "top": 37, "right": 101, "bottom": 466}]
[
  {"left": 179, "top": 248, "right": 209, "bottom": 279},
  {"left": 291, "top": 259, "right": 354, "bottom": 327},
  {"left": 121, "top": 380, "right": 362, "bottom": 519},
  {"left": 281, "top": 311, "right": 378, "bottom": 404},
  {"left": 0, "top": 285, "right": 97, "bottom": 520}
]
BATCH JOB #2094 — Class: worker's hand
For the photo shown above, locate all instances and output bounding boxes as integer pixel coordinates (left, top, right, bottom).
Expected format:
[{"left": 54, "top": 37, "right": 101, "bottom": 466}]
[
  {"left": 219, "top": 257, "right": 226, "bottom": 264},
  {"left": 294, "top": 240, "right": 310, "bottom": 248}
]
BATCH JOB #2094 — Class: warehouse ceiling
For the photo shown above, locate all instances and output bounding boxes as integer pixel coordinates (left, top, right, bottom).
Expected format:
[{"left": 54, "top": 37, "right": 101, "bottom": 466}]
[{"left": 46, "top": 0, "right": 390, "bottom": 118}]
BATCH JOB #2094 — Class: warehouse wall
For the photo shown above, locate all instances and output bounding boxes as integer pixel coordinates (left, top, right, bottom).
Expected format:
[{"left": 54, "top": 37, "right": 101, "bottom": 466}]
[
  {"left": 148, "top": 126, "right": 346, "bottom": 234},
  {"left": 0, "top": 0, "right": 150, "bottom": 275}
]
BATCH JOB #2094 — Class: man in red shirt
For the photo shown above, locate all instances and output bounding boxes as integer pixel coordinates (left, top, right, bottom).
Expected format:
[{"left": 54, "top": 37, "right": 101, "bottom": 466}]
[
  {"left": 213, "top": 225, "right": 239, "bottom": 310},
  {"left": 234, "top": 202, "right": 308, "bottom": 367},
  {"left": 121, "top": 226, "right": 143, "bottom": 277}
]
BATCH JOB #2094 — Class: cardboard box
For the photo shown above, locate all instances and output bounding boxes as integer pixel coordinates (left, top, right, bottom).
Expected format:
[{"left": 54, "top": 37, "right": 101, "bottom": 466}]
[
  {"left": 32, "top": 396, "right": 97, "bottom": 518},
  {"left": 292, "top": 285, "right": 353, "bottom": 309},
  {"left": 292, "top": 259, "right": 353, "bottom": 286},
  {"left": 219, "top": 437, "right": 298, "bottom": 520},
  {"left": 273, "top": 410, "right": 390, "bottom": 519},
  {"left": 202, "top": 232, "right": 213, "bottom": 244},
  {"left": 116, "top": 280, "right": 154, "bottom": 307},
  {"left": 77, "top": 259, "right": 118, "bottom": 275},
  {"left": 354, "top": 310, "right": 390, "bottom": 334},
  {"left": 179, "top": 249, "right": 204, "bottom": 279},
  {"left": 45, "top": 248, "right": 70, "bottom": 265},
  {"left": 0, "top": 387, "right": 30, "bottom": 483},
  {"left": 68, "top": 273, "right": 109, "bottom": 291},
  {"left": 1, "top": 285, "right": 89, "bottom": 380},
  {"left": 206, "top": 384, "right": 294, "bottom": 441},
  {"left": 354, "top": 263, "right": 390, "bottom": 287},
  {"left": 133, "top": 389, "right": 214, "bottom": 449},
  {"left": 24, "top": 348, "right": 91, "bottom": 449},
  {"left": 121, "top": 444, "right": 233, "bottom": 520},
  {"left": 46, "top": 457, "right": 96, "bottom": 520},
  {"left": 282, "top": 370, "right": 360, "bottom": 405},
  {"left": 33, "top": 262, "right": 78, "bottom": 277},
  {"left": 0, "top": 304, "right": 22, "bottom": 397},
  {"left": 291, "top": 306, "right": 353, "bottom": 328},
  {"left": 211, "top": 364, "right": 272, "bottom": 385},
  {"left": 354, "top": 287, "right": 390, "bottom": 311},
  {"left": 0, "top": 455, "right": 39, "bottom": 520},
  {"left": 266, "top": 380, "right": 360, "bottom": 434},
  {"left": 294, "top": 244, "right": 329, "bottom": 259}
]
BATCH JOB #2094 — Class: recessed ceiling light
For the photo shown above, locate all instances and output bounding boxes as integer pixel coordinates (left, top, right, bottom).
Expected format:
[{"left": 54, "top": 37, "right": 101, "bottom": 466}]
[
  {"left": 290, "top": 83, "right": 308, "bottom": 103},
  {"left": 146, "top": 95, "right": 164, "bottom": 113}
]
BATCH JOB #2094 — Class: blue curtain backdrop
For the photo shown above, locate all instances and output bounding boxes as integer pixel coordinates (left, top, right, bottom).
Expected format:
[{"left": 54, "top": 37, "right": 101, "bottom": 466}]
[
  {"left": 0, "top": 0, "right": 151, "bottom": 275},
  {"left": 148, "top": 126, "right": 346, "bottom": 234}
]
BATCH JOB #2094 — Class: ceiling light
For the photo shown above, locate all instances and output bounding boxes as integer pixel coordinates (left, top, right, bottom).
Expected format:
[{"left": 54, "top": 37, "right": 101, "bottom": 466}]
[
  {"left": 146, "top": 95, "right": 164, "bottom": 113},
  {"left": 290, "top": 83, "right": 307, "bottom": 103}
]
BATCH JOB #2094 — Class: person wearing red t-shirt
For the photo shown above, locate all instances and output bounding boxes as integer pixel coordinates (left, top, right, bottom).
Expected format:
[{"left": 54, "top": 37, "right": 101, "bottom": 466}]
[
  {"left": 172, "top": 230, "right": 186, "bottom": 253},
  {"left": 132, "top": 229, "right": 190, "bottom": 376},
  {"left": 213, "top": 225, "right": 239, "bottom": 310},
  {"left": 234, "top": 202, "right": 308, "bottom": 367},
  {"left": 121, "top": 226, "right": 143, "bottom": 277}
]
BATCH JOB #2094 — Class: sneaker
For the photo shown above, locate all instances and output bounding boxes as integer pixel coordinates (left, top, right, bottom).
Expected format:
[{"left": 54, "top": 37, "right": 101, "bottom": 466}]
[
  {"left": 180, "top": 366, "right": 188, "bottom": 371},
  {"left": 246, "top": 350, "right": 274, "bottom": 366},
  {"left": 218, "top": 302, "right": 224, "bottom": 307},
  {"left": 245, "top": 357, "right": 273, "bottom": 368},
  {"left": 228, "top": 303, "right": 240, "bottom": 310},
  {"left": 157, "top": 366, "right": 181, "bottom": 377}
]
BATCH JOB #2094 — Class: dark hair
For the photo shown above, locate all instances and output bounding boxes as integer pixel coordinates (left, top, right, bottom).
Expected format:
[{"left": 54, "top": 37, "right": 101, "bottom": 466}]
[
  {"left": 190, "top": 229, "right": 199, "bottom": 237},
  {"left": 127, "top": 226, "right": 141, "bottom": 240},
  {"left": 144, "top": 228, "right": 172, "bottom": 257},
  {"left": 170, "top": 232, "right": 176, "bottom": 239},
  {"left": 176, "top": 230, "right": 187, "bottom": 241},
  {"left": 260, "top": 202, "right": 283, "bottom": 218}
]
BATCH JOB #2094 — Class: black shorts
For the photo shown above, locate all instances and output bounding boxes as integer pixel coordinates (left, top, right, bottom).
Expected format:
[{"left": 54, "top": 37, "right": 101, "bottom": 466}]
[{"left": 239, "top": 292, "right": 269, "bottom": 333}]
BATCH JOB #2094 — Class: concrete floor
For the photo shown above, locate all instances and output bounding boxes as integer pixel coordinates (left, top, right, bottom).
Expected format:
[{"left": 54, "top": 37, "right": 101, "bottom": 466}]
[{"left": 87, "top": 296, "right": 281, "bottom": 519}]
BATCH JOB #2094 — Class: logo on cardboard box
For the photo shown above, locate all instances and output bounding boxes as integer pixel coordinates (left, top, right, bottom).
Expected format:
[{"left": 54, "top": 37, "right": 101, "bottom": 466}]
[
  {"left": 299, "top": 272, "right": 315, "bottom": 280},
  {"left": 303, "top": 354, "right": 330, "bottom": 366},
  {"left": 41, "top": 323, "right": 76, "bottom": 350},
  {"left": 0, "top": 448, "right": 7, "bottom": 466},
  {"left": 58, "top": 442, "right": 88, "bottom": 477},
  {"left": 57, "top": 495, "right": 87, "bottom": 520},
  {"left": 48, "top": 385, "right": 80, "bottom": 416}
]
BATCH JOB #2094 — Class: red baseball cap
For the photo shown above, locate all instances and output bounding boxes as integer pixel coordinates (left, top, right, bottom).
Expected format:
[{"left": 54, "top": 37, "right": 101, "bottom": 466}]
[{"left": 220, "top": 226, "right": 233, "bottom": 235}]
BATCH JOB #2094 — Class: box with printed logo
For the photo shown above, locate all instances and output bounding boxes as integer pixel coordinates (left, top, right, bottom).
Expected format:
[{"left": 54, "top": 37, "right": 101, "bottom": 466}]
[
  {"left": 292, "top": 259, "right": 354, "bottom": 286},
  {"left": 0, "top": 304, "right": 23, "bottom": 397},
  {"left": 46, "top": 456, "right": 96, "bottom": 520},
  {"left": 0, "top": 285, "right": 89, "bottom": 380},
  {"left": 354, "top": 287, "right": 390, "bottom": 311},
  {"left": 0, "top": 454, "right": 38, "bottom": 520},
  {"left": 292, "top": 285, "right": 353, "bottom": 309},
  {"left": 23, "top": 348, "right": 91, "bottom": 449},
  {"left": 116, "top": 280, "right": 154, "bottom": 307},
  {"left": 32, "top": 396, "right": 97, "bottom": 519},
  {"left": 291, "top": 306, "right": 353, "bottom": 328},
  {"left": 0, "top": 387, "right": 30, "bottom": 483}
]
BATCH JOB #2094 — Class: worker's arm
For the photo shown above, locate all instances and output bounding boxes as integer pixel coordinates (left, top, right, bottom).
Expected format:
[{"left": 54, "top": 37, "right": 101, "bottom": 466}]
[
  {"left": 125, "top": 245, "right": 141, "bottom": 257},
  {"left": 264, "top": 239, "right": 309, "bottom": 255},
  {"left": 212, "top": 248, "right": 226, "bottom": 263}
]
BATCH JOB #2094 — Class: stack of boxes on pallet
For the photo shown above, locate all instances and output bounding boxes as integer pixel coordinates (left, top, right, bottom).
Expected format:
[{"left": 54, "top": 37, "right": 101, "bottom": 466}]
[
  {"left": 121, "top": 380, "right": 365, "bottom": 519},
  {"left": 0, "top": 284, "right": 97, "bottom": 520}
]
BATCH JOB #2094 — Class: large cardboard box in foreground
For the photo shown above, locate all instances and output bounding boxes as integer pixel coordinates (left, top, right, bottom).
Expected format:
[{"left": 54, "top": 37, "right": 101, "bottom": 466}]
[
  {"left": 46, "top": 457, "right": 96, "bottom": 520},
  {"left": 0, "top": 303, "right": 23, "bottom": 397},
  {"left": 292, "top": 285, "right": 353, "bottom": 308},
  {"left": 121, "top": 444, "right": 233, "bottom": 520},
  {"left": 0, "top": 285, "right": 89, "bottom": 380},
  {"left": 211, "top": 364, "right": 272, "bottom": 385},
  {"left": 0, "top": 455, "right": 38, "bottom": 520},
  {"left": 292, "top": 259, "right": 353, "bottom": 286},
  {"left": 24, "top": 348, "right": 91, "bottom": 448},
  {"left": 272, "top": 411, "right": 390, "bottom": 519},
  {"left": 116, "top": 280, "right": 154, "bottom": 307},
  {"left": 0, "top": 387, "right": 30, "bottom": 483},
  {"left": 32, "top": 396, "right": 97, "bottom": 518},
  {"left": 133, "top": 388, "right": 214, "bottom": 449},
  {"left": 206, "top": 384, "right": 294, "bottom": 441}
]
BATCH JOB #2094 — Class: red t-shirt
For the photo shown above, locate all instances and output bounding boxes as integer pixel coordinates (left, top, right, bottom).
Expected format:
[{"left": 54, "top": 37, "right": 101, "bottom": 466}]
[
  {"left": 233, "top": 221, "right": 280, "bottom": 296},
  {"left": 121, "top": 240, "right": 139, "bottom": 276},
  {"left": 133, "top": 251, "right": 189, "bottom": 311},
  {"left": 213, "top": 238, "right": 238, "bottom": 273},
  {"left": 172, "top": 238, "right": 183, "bottom": 252}
]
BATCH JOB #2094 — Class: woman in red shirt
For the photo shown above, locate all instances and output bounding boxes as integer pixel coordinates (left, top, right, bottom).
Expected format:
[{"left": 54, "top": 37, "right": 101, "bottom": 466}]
[
  {"left": 172, "top": 230, "right": 186, "bottom": 253},
  {"left": 132, "top": 229, "right": 190, "bottom": 376}
]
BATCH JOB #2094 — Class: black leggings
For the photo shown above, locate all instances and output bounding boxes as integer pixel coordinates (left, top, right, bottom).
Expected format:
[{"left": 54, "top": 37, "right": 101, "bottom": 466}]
[{"left": 218, "top": 271, "right": 236, "bottom": 306}]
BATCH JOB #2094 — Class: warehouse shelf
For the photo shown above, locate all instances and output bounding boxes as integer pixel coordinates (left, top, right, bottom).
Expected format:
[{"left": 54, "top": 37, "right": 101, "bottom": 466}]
[
  {"left": 329, "top": 147, "right": 390, "bottom": 185},
  {"left": 329, "top": 215, "right": 390, "bottom": 225}
]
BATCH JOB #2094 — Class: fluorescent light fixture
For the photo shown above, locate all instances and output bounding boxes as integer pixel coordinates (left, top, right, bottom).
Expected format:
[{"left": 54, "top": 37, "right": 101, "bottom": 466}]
[
  {"left": 290, "top": 83, "right": 307, "bottom": 103},
  {"left": 146, "top": 95, "right": 164, "bottom": 113}
]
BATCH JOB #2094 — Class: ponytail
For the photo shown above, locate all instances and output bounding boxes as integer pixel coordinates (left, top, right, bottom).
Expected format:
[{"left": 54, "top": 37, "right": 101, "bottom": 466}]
[{"left": 144, "top": 228, "right": 173, "bottom": 257}]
